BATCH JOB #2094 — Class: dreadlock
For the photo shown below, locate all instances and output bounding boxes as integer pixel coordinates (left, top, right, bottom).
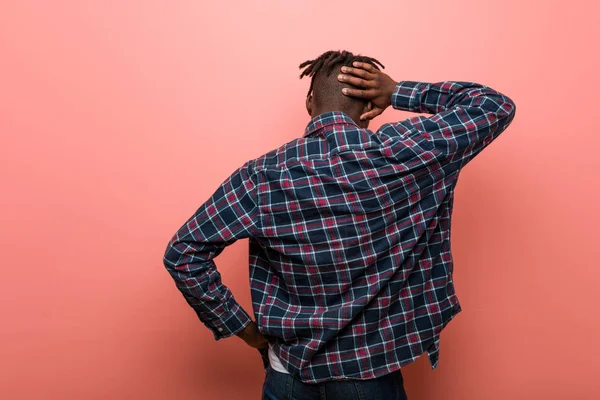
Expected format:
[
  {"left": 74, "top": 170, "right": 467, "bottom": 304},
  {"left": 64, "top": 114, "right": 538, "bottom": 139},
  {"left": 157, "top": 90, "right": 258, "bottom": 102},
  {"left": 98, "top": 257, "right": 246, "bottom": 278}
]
[{"left": 299, "top": 50, "right": 385, "bottom": 97}]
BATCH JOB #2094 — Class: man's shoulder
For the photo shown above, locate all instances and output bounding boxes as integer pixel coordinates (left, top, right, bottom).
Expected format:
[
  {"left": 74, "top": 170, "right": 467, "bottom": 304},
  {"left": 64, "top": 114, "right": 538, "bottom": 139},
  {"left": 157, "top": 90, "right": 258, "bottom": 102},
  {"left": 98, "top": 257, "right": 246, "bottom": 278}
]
[{"left": 250, "top": 136, "right": 326, "bottom": 170}]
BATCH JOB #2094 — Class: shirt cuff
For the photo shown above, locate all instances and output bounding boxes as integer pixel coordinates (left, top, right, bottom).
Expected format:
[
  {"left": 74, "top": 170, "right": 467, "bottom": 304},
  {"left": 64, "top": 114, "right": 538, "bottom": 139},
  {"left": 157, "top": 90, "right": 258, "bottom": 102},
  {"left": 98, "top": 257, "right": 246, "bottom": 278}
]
[
  {"left": 205, "top": 299, "right": 253, "bottom": 340},
  {"left": 391, "top": 81, "right": 430, "bottom": 112}
]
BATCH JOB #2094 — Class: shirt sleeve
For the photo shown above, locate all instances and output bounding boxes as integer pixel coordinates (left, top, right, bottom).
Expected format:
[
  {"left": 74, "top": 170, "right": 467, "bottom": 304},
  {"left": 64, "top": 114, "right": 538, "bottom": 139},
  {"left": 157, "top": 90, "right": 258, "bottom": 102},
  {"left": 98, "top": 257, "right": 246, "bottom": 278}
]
[
  {"left": 380, "top": 81, "right": 516, "bottom": 170},
  {"left": 162, "top": 160, "right": 261, "bottom": 340}
]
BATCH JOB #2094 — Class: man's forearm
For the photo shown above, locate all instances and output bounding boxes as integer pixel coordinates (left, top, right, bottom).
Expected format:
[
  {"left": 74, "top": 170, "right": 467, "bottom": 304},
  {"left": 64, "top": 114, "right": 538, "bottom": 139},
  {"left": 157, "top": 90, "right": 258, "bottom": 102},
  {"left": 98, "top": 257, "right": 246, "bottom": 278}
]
[{"left": 391, "top": 80, "right": 514, "bottom": 117}]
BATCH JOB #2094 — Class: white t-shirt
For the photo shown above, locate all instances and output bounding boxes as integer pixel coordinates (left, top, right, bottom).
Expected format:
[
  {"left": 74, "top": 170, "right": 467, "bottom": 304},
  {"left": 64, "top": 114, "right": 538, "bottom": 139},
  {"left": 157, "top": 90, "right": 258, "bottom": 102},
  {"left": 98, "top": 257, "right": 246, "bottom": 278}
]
[{"left": 268, "top": 343, "right": 290, "bottom": 374}]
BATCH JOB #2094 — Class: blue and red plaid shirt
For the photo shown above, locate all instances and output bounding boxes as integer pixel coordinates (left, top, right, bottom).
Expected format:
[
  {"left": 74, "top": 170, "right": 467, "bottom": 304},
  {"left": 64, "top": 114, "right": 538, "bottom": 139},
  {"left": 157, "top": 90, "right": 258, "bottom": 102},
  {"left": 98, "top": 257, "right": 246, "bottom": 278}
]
[{"left": 163, "top": 80, "right": 516, "bottom": 384}]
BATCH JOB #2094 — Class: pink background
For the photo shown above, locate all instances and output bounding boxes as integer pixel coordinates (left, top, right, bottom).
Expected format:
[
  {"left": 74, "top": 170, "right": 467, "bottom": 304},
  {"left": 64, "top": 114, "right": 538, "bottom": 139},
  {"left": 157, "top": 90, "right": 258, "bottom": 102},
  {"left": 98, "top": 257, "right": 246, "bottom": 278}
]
[{"left": 1, "top": 1, "right": 599, "bottom": 399}]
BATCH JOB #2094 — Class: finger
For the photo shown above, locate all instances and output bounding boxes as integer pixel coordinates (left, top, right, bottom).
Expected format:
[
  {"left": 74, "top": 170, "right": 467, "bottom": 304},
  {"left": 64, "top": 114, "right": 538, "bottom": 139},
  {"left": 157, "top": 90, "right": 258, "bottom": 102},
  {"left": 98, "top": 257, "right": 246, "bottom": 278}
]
[
  {"left": 337, "top": 74, "right": 373, "bottom": 88},
  {"left": 352, "top": 61, "right": 377, "bottom": 74},
  {"left": 340, "top": 66, "right": 374, "bottom": 80},
  {"left": 359, "top": 108, "right": 384, "bottom": 121},
  {"left": 341, "top": 87, "right": 375, "bottom": 99}
]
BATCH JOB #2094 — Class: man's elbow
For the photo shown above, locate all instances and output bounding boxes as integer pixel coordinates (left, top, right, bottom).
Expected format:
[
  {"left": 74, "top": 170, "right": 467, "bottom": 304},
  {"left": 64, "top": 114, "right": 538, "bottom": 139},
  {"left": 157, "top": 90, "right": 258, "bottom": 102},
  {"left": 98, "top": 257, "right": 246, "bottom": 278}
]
[
  {"left": 163, "top": 239, "right": 181, "bottom": 271},
  {"left": 503, "top": 96, "right": 516, "bottom": 126},
  {"left": 488, "top": 93, "right": 516, "bottom": 126}
]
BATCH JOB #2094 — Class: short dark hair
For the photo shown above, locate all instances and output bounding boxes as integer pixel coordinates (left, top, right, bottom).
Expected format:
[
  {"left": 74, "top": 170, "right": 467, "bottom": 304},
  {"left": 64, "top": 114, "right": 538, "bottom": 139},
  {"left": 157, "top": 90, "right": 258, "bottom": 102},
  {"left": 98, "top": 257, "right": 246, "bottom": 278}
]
[{"left": 299, "top": 50, "right": 385, "bottom": 97}]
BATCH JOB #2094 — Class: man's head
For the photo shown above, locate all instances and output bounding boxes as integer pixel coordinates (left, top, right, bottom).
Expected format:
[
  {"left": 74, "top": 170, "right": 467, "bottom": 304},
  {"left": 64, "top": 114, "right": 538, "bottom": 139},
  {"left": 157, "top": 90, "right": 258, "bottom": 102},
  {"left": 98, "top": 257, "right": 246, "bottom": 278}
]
[{"left": 299, "top": 50, "right": 385, "bottom": 129}]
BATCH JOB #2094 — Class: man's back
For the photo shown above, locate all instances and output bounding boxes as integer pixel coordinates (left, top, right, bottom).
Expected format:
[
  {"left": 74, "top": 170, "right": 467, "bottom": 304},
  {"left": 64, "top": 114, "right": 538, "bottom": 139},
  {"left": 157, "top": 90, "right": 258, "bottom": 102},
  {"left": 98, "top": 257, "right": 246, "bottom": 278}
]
[
  {"left": 163, "top": 79, "right": 516, "bottom": 385},
  {"left": 250, "top": 109, "right": 461, "bottom": 382}
]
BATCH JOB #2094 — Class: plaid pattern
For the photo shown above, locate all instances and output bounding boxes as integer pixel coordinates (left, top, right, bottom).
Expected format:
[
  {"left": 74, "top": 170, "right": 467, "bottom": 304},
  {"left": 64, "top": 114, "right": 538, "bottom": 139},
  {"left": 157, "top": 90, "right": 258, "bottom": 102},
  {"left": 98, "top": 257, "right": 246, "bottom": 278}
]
[{"left": 163, "top": 81, "right": 516, "bottom": 384}]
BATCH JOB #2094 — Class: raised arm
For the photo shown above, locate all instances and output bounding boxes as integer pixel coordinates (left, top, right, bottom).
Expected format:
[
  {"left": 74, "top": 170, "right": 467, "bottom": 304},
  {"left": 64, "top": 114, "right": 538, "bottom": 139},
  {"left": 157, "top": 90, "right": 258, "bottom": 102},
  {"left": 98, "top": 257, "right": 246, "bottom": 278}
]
[{"left": 338, "top": 62, "right": 516, "bottom": 169}]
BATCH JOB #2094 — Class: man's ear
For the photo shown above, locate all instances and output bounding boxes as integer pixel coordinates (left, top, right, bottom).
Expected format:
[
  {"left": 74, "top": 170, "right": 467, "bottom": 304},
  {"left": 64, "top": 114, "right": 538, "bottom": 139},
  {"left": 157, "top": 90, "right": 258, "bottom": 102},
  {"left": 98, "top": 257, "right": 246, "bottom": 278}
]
[{"left": 306, "top": 94, "right": 313, "bottom": 117}]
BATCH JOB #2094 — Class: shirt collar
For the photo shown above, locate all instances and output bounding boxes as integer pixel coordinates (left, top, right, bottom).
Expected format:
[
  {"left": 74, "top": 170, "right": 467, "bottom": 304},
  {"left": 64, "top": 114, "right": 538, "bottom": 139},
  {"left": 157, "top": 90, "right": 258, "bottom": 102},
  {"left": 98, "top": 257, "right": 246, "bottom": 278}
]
[{"left": 303, "top": 112, "right": 358, "bottom": 138}]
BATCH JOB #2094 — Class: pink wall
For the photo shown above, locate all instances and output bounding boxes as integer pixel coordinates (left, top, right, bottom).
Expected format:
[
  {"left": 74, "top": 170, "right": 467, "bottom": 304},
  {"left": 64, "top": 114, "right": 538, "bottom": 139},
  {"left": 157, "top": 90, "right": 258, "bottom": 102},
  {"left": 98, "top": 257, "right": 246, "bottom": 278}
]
[{"left": 1, "top": 1, "right": 599, "bottom": 399}]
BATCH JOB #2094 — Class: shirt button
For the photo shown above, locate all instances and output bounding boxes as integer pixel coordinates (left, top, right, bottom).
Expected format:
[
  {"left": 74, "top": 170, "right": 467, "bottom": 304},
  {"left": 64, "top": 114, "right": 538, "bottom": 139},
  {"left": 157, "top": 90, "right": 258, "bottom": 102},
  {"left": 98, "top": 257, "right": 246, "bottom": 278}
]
[{"left": 217, "top": 328, "right": 223, "bottom": 332}]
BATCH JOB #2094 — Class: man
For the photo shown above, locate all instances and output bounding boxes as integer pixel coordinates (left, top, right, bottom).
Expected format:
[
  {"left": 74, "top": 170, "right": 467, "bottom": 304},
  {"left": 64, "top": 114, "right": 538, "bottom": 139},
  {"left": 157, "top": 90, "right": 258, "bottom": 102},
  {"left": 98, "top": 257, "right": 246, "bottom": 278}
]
[{"left": 163, "top": 50, "right": 516, "bottom": 399}]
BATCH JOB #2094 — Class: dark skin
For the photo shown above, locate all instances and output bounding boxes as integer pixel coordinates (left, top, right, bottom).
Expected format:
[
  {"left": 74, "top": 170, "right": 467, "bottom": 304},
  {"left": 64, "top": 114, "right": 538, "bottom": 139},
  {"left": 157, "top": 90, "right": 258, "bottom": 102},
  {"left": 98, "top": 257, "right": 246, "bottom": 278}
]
[
  {"left": 236, "top": 320, "right": 269, "bottom": 349},
  {"left": 337, "top": 61, "right": 398, "bottom": 121},
  {"left": 236, "top": 61, "right": 398, "bottom": 350},
  {"left": 305, "top": 93, "right": 374, "bottom": 129},
  {"left": 305, "top": 61, "right": 398, "bottom": 127}
]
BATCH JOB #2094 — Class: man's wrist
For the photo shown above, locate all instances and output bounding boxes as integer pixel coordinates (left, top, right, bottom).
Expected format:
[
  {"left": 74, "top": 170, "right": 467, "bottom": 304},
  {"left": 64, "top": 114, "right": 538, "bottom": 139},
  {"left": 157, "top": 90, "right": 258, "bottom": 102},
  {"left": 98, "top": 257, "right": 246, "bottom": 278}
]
[
  {"left": 390, "top": 81, "right": 428, "bottom": 111},
  {"left": 386, "top": 80, "right": 399, "bottom": 108},
  {"left": 236, "top": 320, "right": 258, "bottom": 340}
]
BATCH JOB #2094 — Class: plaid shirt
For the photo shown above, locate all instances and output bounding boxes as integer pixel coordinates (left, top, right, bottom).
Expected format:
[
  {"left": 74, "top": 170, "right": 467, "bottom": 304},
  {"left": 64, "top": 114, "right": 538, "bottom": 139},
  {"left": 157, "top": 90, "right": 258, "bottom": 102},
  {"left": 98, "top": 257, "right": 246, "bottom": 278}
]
[{"left": 163, "top": 80, "right": 516, "bottom": 384}]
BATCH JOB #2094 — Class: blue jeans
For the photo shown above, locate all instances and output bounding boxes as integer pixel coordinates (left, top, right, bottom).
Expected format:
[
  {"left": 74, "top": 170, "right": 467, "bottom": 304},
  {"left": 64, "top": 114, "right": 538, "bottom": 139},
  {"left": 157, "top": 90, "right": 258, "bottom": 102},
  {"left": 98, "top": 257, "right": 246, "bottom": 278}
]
[{"left": 261, "top": 365, "right": 408, "bottom": 400}]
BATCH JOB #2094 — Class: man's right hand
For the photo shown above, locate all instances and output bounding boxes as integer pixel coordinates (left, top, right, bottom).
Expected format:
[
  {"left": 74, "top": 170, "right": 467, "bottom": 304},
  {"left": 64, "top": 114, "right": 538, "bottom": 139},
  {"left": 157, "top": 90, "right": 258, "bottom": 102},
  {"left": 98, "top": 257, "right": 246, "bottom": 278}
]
[{"left": 337, "top": 61, "right": 398, "bottom": 122}]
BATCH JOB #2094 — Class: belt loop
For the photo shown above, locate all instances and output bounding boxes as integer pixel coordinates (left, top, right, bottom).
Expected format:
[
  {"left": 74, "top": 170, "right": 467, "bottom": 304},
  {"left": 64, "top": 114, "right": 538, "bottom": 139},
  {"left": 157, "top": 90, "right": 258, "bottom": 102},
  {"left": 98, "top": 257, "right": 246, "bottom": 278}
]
[
  {"left": 354, "top": 381, "right": 365, "bottom": 400},
  {"left": 320, "top": 383, "right": 327, "bottom": 400}
]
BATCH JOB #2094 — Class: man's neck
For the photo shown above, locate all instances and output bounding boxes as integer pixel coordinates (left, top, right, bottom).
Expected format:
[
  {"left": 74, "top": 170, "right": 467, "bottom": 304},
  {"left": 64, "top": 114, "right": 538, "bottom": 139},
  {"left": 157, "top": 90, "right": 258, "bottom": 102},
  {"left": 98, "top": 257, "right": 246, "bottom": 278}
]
[{"left": 312, "top": 108, "right": 361, "bottom": 126}]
